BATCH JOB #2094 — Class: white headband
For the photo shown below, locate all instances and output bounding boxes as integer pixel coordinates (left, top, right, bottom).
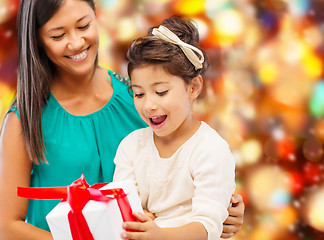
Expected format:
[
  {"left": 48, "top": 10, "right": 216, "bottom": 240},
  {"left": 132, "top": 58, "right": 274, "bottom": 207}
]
[{"left": 152, "top": 25, "right": 204, "bottom": 70}]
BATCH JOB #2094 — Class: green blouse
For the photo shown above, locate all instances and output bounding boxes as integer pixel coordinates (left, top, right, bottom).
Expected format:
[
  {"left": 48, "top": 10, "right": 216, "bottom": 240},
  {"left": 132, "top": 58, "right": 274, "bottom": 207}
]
[{"left": 11, "top": 70, "right": 147, "bottom": 231}]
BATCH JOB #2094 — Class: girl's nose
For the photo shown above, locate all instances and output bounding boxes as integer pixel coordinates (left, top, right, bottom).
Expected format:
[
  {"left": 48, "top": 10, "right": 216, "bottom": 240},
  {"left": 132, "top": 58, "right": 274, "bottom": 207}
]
[{"left": 144, "top": 97, "right": 158, "bottom": 112}]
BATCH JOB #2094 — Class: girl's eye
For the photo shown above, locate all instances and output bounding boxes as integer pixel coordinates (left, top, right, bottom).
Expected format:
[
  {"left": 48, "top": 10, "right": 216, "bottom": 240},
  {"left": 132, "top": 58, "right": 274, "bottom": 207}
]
[
  {"left": 79, "top": 23, "right": 90, "bottom": 30},
  {"left": 51, "top": 34, "right": 65, "bottom": 40},
  {"left": 156, "top": 90, "right": 168, "bottom": 96},
  {"left": 134, "top": 93, "right": 144, "bottom": 98}
]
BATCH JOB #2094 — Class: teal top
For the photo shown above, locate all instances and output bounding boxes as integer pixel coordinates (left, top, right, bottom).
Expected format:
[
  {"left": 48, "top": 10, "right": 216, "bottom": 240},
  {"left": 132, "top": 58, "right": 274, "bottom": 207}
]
[{"left": 11, "top": 70, "right": 147, "bottom": 231}]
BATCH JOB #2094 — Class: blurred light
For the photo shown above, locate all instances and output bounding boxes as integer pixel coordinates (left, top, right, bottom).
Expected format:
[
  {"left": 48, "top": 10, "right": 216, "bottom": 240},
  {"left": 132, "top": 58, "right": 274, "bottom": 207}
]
[
  {"left": 264, "top": 0, "right": 288, "bottom": 12},
  {"left": 288, "top": 0, "right": 310, "bottom": 17},
  {"left": 212, "top": 9, "right": 244, "bottom": 47},
  {"left": 303, "top": 162, "right": 323, "bottom": 185},
  {"left": 273, "top": 205, "right": 298, "bottom": 229},
  {"left": 303, "top": 185, "right": 324, "bottom": 231},
  {"left": 270, "top": 189, "right": 291, "bottom": 209},
  {"left": 314, "top": 118, "right": 324, "bottom": 141},
  {"left": 0, "top": 0, "right": 9, "bottom": 24},
  {"left": 99, "top": 0, "right": 119, "bottom": 8},
  {"left": 259, "top": 11, "right": 279, "bottom": 32},
  {"left": 192, "top": 18, "right": 209, "bottom": 41},
  {"left": 240, "top": 139, "right": 262, "bottom": 165},
  {"left": 257, "top": 62, "right": 278, "bottom": 85},
  {"left": 264, "top": 136, "right": 296, "bottom": 162},
  {"left": 116, "top": 17, "right": 138, "bottom": 42},
  {"left": 288, "top": 171, "right": 305, "bottom": 195},
  {"left": 309, "top": 81, "right": 324, "bottom": 117},
  {"left": 250, "top": 225, "right": 276, "bottom": 240},
  {"left": 138, "top": 0, "right": 173, "bottom": 15},
  {"left": 269, "top": 76, "right": 309, "bottom": 107},
  {"left": 223, "top": 70, "right": 255, "bottom": 98},
  {"left": 247, "top": 165, "right": 291, "bottom": 211},
  {"left": 173, "top": 0, "right": 205, "bottom": 16},
  {"left": 302, "top": 137, "right": 323, "bottom": 162},
  {"left": 301, "top": 52, "right": 323, "bottom": 79},
  {"left": 303, "top": 26, "right": 323, "bottom": 48},
  {"left": 205, "top": 0, "right": 232, "bottom": 19},
  {"left": 0, "top": 81, "right": 15, "bottom": 120},
  {"left": 280, "top": 39, "right": 304, "bottom": 64}
]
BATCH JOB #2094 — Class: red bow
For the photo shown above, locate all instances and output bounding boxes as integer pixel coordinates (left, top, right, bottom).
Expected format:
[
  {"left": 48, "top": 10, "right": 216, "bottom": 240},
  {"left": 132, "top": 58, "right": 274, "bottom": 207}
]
[{"left": 17, "top": 174, "right": 136, "bottom": 240}]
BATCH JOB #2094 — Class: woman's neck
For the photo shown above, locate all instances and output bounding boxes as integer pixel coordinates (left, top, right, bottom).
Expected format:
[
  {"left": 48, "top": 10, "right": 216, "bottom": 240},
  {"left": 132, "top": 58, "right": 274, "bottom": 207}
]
[
  {"left": 51, "top": 66, "right": 100, "bottom": 97},
  {"left": 49, "top": 67, "right": 113, "bottom": 116}
]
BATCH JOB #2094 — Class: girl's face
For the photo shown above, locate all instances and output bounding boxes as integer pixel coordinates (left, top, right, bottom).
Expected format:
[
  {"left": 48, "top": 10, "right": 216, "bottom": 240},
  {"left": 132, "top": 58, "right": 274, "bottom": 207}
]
[
  {"left": 131, "top": 65, "right": 199, "bottom": 139},
  {"left": 38, "top": 0, "right": 99, "bottom": 77}
]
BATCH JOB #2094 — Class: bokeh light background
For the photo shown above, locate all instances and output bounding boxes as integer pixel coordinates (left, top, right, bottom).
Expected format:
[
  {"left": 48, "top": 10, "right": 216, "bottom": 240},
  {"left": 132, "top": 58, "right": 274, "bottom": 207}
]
[{"left": 1, "top": 0, "right": 324, "bottom": 239}]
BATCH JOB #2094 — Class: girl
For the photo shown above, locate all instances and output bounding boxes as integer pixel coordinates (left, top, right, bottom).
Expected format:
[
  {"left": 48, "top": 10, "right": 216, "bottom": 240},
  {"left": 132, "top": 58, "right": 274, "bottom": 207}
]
[
  {"left": 113, "top": 17, "right": 236, "bottom": 240},
  {"left": 0, "top": 0, "right": 243, "bottom": 239}
]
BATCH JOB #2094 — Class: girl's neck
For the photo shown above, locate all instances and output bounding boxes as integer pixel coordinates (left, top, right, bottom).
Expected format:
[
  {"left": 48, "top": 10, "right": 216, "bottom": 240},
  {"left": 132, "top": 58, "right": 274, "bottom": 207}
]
[{"left": 153, "top": 117, "right": 201, "bottom": 159}]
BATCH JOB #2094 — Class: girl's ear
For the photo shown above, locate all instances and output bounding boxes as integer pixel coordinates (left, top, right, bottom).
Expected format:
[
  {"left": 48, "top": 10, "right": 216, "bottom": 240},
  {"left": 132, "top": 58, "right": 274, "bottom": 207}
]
[{"left": 189, "top": 75, "right": 203, "bottom": 100}]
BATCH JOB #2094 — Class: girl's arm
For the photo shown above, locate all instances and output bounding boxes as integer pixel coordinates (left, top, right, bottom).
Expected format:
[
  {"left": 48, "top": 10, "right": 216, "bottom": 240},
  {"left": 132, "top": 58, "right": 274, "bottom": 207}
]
[
  {"left": 121, "top": 212, "right": 207, "bottom": 240},
  {"left": 0, "top": 113, "right": 53, "bottom": 240}
]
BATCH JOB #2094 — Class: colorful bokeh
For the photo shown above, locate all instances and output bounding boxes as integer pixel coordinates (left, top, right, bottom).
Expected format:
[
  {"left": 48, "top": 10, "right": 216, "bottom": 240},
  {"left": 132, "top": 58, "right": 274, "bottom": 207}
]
[{"left": 1, "top": 0, "right": 324, "bottom": 239}]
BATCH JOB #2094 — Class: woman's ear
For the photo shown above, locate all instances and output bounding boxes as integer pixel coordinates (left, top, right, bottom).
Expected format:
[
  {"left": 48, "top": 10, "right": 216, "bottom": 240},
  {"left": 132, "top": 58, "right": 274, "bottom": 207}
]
[{"left": 189, "top": 75, "right": 203, "bottom": 100}]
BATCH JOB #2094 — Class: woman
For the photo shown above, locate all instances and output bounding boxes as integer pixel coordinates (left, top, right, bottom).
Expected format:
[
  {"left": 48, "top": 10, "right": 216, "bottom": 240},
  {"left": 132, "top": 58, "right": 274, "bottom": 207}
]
[{"left": 0, "top": 0, "right": 244, "bottom": 239}]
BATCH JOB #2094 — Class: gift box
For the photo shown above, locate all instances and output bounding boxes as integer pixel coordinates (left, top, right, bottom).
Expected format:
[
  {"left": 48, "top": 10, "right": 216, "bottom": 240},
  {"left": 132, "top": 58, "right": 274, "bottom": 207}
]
[{"left": 17, "top": 175, "right": 143, "bottom": 240}]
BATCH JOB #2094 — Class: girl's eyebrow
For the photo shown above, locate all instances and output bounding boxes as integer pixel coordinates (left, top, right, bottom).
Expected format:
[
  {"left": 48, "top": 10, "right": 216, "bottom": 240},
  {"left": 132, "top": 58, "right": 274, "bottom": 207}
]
[
  {"left": 47, "top": 15, "right": 90, "bottom": 33},
  {"left": 131, "top": 82, "right": 169, "bottom": 88}
]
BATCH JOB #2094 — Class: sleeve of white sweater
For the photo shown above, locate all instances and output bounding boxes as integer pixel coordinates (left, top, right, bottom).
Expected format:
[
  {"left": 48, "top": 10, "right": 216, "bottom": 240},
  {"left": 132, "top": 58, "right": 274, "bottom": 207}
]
[
  {"left": 113, "top": 131, "right": 137, "bottom": 184},
  {"left": 187, "top": 134, "right": 236, "bottom": 240}
]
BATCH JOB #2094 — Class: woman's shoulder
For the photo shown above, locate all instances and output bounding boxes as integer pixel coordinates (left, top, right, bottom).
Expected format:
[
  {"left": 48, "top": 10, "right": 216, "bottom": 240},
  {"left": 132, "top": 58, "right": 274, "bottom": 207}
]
[
  {"left": 1, "top": 110, "right": 23, "bottom": 141},
  {"left": 110, "top": 71, "right": 131, "bottom": 87}
]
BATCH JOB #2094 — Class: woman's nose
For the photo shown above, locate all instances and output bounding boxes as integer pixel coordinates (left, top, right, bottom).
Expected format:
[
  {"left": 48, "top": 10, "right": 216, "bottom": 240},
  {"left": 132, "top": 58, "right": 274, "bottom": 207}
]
[{"left": 67, "top": 32, "right": 85, "bottom": 51}]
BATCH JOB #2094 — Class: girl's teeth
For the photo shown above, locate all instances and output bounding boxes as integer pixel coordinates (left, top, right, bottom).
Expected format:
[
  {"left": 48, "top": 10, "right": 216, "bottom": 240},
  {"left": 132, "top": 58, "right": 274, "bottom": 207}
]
[{"left": 151, "top": 116, "right": 167, "bottom": 125}]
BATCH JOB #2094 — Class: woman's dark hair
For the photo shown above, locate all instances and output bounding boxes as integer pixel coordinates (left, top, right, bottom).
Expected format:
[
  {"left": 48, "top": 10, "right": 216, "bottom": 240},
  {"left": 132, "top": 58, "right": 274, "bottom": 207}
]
[
  {"left": 7, "top": 0, "right": 96, "bottom": 163},
  {"left": 127, "top": 17, "right": 209, "bottom": 85}
]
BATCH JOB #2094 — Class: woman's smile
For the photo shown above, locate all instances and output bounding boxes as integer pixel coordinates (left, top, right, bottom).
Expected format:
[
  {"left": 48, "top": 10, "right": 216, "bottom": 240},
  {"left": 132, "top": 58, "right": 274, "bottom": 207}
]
[{"left": 66, "top": 46, "right": 90, "bottom": 62}]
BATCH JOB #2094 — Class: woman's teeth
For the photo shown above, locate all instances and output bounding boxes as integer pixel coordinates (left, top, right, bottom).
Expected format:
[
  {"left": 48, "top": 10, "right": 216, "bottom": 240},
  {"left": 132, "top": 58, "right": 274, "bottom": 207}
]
[{"left": 69, "top": 48, "right": 88, "bottom": 61}]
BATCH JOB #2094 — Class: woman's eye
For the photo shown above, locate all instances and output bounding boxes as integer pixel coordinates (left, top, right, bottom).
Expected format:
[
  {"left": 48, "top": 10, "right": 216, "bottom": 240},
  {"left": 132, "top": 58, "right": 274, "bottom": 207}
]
[
  {"left": 156, "top": 90, "right": 168, "bottom": 96},
  {"left": 79, "top": 23, "right": 90, "bottom": 30},
  {"left": 134, "top": 93, "right": 144, "bottom": 98},
  {"left": 51, "top": 34, "right": 65, "bottom": 40}
]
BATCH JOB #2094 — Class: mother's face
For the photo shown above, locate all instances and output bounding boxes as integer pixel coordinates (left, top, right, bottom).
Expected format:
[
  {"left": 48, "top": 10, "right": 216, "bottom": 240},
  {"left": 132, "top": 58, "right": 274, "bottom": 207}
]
[{"left": 38, "top": 0, "right": 99, "bottom": 77}]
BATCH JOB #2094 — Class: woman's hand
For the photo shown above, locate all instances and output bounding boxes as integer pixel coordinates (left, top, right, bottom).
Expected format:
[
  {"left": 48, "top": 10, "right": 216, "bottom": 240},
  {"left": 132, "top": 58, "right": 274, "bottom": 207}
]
[
  {"left": 121, "top": 212, "right": 166, "bottom": 240},
  {"left": 221, "top": 194, "right": 245, "bottom": 239}
]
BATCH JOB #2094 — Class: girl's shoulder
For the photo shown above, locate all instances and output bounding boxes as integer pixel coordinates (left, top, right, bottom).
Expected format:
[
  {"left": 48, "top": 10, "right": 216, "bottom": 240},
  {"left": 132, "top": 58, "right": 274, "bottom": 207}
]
[
  {"left": 119, "top": 126, "right": 151, "bottom": 147},
  {"left": 193, "top": 122, "right": 231, "bottom": 151}
]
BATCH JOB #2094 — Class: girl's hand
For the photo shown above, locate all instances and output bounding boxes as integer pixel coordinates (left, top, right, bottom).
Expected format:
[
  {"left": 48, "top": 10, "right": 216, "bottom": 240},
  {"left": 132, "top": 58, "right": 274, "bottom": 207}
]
[
  {"left": 143, "top": 209, "right": 156, "bottom": 220},
  {"left": 221, "top": 194, "right": 245, "bottom": 238},
  {"left": 121, "top": 212, "right": 166, "bottom": 240}
]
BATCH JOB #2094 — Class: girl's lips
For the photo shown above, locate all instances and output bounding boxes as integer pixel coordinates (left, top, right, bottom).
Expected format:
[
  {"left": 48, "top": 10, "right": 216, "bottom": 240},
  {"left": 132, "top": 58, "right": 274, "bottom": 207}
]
[{"left": 149, "top": 115, "right": 167, "bottom": 129}]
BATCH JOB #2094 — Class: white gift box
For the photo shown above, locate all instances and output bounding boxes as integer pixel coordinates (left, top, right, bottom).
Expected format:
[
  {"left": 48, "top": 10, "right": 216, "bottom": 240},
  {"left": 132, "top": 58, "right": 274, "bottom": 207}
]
[{"left": 46, "top": 180, "right": 143, "bottom": 240}]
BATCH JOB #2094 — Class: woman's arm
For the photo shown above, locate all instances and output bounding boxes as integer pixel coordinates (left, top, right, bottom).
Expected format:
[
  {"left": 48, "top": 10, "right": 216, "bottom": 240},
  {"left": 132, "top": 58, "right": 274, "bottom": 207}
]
[
  {"left": 0, "top": 113, "right": 53, "bottom": 240},
  {"left": 221, "top": 194, "right": 245, "bottom": 238}
]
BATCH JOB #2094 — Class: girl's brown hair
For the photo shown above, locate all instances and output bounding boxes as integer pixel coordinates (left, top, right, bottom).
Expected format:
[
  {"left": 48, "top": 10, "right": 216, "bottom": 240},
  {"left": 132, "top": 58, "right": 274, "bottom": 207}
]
[{"left": 127, "top": 17, "right": 209, "bottom": 84}]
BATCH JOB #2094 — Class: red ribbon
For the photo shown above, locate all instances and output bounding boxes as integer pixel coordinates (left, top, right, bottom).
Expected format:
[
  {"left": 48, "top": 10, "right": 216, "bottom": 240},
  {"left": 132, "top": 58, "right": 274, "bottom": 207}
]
[{"left": 17, "top": 174, "right": 136, "bottom": 240}]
